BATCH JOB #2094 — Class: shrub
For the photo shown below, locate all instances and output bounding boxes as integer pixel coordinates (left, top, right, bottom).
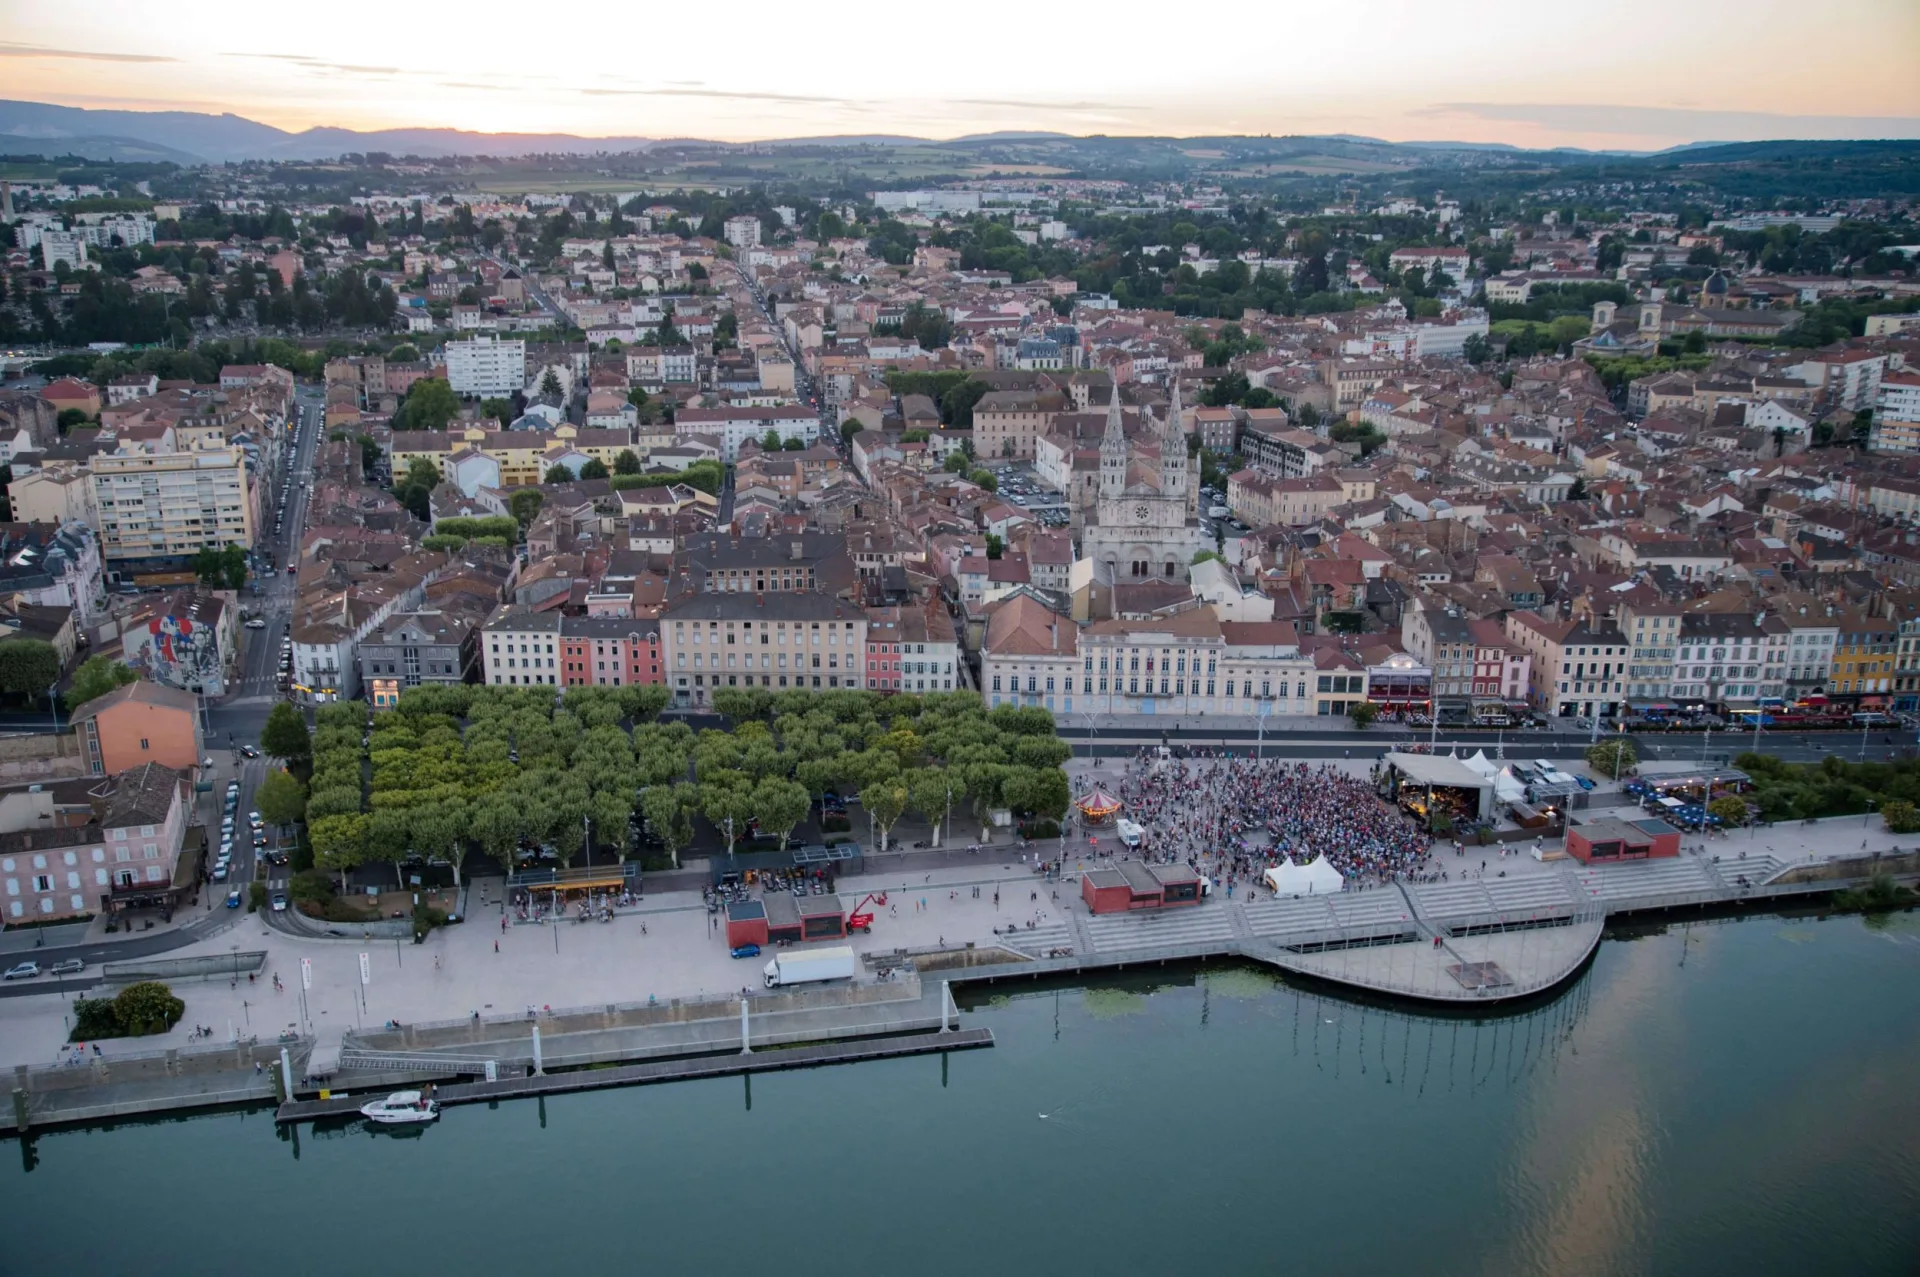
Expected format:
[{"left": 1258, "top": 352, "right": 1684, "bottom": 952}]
[
  {"left": 821, "top": 813, "right": 851, "bottom": 833},
  {"left": 1019, "top": 818, "right": 1061, "bottom": 839},
  {"left": 1881, "top": 800, "right": 1920, "bottom": 834},
  {"left": 71, "top": 997, "right": 122, "bottom": 1040},
  {"left": 411, "top": 903, "right": 449, "bottom": 943},
  {"left": 248, "top": 881, "right": 267, "bottom": 912}
]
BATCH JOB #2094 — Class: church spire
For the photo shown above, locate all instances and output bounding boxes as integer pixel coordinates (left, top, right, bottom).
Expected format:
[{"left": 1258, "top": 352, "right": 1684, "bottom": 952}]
[
  {"left": 1165, "top": 377, "right": 1183, "bottom": 440},
  {"left": 1099, "top": 379, "right": 1126, "bottom": 500}
]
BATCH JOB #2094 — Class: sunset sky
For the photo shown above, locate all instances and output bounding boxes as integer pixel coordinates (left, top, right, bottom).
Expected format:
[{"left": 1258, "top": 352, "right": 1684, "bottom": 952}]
[{"left": 4, "top": 0, "right": 1918, "bottom": 151}]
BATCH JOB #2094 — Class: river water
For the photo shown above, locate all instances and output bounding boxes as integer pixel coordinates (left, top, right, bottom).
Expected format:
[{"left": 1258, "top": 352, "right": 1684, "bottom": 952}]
[{"left": 7, "top": 910, "right": 1918, "bottom": 1276}]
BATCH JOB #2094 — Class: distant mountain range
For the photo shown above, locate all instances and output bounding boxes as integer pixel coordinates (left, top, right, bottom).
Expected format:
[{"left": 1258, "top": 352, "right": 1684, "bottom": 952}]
[{"left": 0, "top": 99, "right": 1912, "bottom": 173}]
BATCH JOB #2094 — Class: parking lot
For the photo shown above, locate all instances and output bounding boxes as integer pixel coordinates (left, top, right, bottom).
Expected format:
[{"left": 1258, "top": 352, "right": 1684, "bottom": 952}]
[{"left": 987, "top": 463, "right": 1071, "bottom": 528}]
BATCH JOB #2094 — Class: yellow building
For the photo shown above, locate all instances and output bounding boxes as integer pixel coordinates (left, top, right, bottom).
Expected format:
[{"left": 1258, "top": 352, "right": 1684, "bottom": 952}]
[
  {"left": 1830, "top": 614, "right": 1896, "bottom": 700},
  {"left": 387, "top": 423, "right": 640, "bottom": 488}
]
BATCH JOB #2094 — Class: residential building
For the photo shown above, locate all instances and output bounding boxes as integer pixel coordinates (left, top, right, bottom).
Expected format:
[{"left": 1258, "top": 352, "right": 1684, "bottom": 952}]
[
  {"left": 557, "top": 616, "right": 664, "bottom": 689},
  {"left": 982, "top": 592, "right": 1079, "bottom": 713},
  {"left": 661, "top": 591, "right": 869, "bottom": 707},
  {"left": 66, "top": 681, "right": 204, "bottom": 778},
  {"left": 479, "top": 609, "right": 564, "bottom": 687},
  {"left": 446, "top": 336, "right": 527, "bottom": 398},
  {"left": 0, "top": 762, "right": 188, "bottom": 923},
  {"left": 359, "top": 610, "right": 482, "bottom": 707},
  {"left": 89, "top": 445, "right": 255, "bottom": 562},
  {"left": 1504, "top": 612, "right": 1629, "bottom": 720}
]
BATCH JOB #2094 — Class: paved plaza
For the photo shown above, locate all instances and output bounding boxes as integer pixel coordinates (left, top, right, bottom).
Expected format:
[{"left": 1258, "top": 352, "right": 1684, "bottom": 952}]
[{"left": 0, "top": 751, "right": 1901, "bottom": 1072}]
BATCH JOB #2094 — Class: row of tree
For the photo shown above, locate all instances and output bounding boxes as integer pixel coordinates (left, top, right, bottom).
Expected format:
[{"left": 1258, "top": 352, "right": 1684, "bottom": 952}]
[{"left": 285, "top": 684, "right": 1073, "bottom": 893}]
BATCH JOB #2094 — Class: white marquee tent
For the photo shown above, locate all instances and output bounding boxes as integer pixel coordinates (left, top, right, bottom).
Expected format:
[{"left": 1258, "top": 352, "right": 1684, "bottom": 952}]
[{"left": 1265, "top": 856, "right": 1346, "bottom": 897}]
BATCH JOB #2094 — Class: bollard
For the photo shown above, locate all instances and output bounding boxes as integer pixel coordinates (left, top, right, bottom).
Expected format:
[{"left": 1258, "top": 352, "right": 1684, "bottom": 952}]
[
  {"left": 739, "top": 997, "right": 751, "bottom": 1055},
  {"left": 532, "top": 1024, "right": 544, "bottom": 1076},
  {"left": 12, "top": 1089, "right": 27, "bottom": 1134}
]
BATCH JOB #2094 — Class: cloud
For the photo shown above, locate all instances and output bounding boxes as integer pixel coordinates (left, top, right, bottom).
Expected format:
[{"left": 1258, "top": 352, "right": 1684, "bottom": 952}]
[
  {"left": 951, "top": 97, "right": 1134, "bottom": 113},
  {"left": 581, "top": 86, "right": 853, "bottom": 106},
  {"left": 1416, "top": 102, "right": 1920, "bottom": 143},
  {"left": 0, "top": 41, "right": 177, "bottom": 63},
  {"left": 226, "top": 52, "right": 402, "bottom": 75}
]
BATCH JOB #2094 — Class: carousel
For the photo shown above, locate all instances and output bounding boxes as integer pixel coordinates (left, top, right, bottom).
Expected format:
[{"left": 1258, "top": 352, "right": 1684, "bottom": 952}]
[{"left": 1074, "top": 786, "right": 1125, "bottom": 827}]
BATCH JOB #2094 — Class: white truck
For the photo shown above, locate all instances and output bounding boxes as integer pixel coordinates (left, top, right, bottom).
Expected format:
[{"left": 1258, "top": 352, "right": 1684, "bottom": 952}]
[{"left": 763, "top": 945, "right": 857, "bottom": 988}]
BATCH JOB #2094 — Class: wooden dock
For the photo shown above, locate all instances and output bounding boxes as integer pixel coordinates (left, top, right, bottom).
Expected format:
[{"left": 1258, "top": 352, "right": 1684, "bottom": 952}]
[{"left": 273, "top": 1028, "right": 993, "bottom": 1123}]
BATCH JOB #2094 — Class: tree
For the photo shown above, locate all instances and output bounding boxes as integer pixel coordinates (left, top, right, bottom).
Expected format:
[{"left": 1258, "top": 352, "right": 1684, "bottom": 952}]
[
  {"left": 614, "top": 449, "right": 642, "bottom": 475},
  {"left": 0, "top": 638, "right": 60, "bottom": 700},
  {"left": 861, "top": 777, "right": 909, "bottom": 852},
  {"left": 540, "top": 368, "right": 564, "bottom": 399},
  {"left": 908, "top": 766, "right": 965, "bottom": 847},
  {"left": 112, "top": 981, "right": 184, "bottom": 1036},
  {"left": 1462, "top": 333, "right": 1491, "bottom": 364},
  {"left": 579, "top": 458, "right": 609, "bottom": 481},
  {"left": 762, "top": 428, "right": 783, "bottom": 453},
  {"left": 701, "top": 778, "right": 756, "bottom": 860},
  {"left": 364, "top": 807, "right": 412, "bottom": 887},
  {"left": 261, "top": 701, "right": 313, "bottom": 763},
  {"left": 751, "top": 777, "right": 811, "bottom": 851},
  {"left": 1706, "top": 795, "right": 1750, "bottom": 829},
  {"left": 399, "top": 377, "right": 459, "bottom": 430},
  {"left": 641, "top": 783, "right": 695, "bottom": 868},
  {"left": 1348, "top": 701, "right": 1379, "bottom": 730},
  {"left": 985, "top": 534, "right": 1003, "bottom": 560},
  {"left": 66, "top": 655, "right": 136, "bottom": 711},
  {"left": 57, "top": 407, "right": 91, "bottom": 433},
  {"left": 1191, "top": 550, "right": 1224, "bottom": 567},
  {"left": 967, "top": 469, "right": 998, "bottom": 493},
  {"left": 1586, "top": 737, "right": 1638, "bottom": 780},
  {"left": 309, "top": 813, "right": 367, "bottom": 893},
  {"left": 479, "top": 397, "right": 514, "bottom": 425},
  {"left": 509, "top": 488, "right": 544, "bottom": 527},
  {"left": 545, "top": 463, "right": 575, "bottom": 484},
  {"left": 189, "top": 543, "right": 248, "bottom": 590},
  {"left": 255, "top": 769, "right": 308, "bottom": 827},
  {"left": 679, "top": 459, "right": 725, "bottom": 495},
  {"left": 840, "top": 419, "right": 865, "bottom": 445}
]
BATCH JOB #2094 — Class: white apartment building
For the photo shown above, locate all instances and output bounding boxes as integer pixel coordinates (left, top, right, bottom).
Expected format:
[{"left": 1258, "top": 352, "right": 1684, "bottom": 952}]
[
  {"left": 40, "top": 230, "right": 90, "bottom": 272},
  {"left": 446, "top": 335, "right": 527, "bottom": 398},
  {"left": 1872, "top": 371, "right": 1920, "bottom": 455},
  {"left": 480, "top": 610, "right": 563, "bottom": 688},
  {"left": 723, "top": 215, "right": 762, "bottom": 249},
  {"left": 1782, "top": 617, "right": 1839, "bottom": 694},
  {"left": 90, "top": 446, "right": 254, "bottom": 562}
]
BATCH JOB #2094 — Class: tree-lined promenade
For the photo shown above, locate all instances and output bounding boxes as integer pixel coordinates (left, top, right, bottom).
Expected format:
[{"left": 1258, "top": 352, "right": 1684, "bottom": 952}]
[{"left": 275, "top": 686, "right": 1072, "bottom": 897}]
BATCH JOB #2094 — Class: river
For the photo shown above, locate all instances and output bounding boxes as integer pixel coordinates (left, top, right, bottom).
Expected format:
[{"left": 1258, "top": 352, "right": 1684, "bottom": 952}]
[{"left": 6, "top": 909, "right": 1918, "bottom": 1276}]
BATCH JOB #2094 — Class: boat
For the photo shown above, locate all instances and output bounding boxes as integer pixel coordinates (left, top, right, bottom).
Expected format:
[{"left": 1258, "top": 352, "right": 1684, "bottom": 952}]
[{"left": 359, "top": 1091, "right": 440, "bottom": 1124}]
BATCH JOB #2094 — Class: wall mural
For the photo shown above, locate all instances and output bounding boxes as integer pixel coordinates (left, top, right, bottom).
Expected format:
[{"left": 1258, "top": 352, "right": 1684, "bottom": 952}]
[{"left": 131, "top": 613, "right": 225, "bottom": 696}]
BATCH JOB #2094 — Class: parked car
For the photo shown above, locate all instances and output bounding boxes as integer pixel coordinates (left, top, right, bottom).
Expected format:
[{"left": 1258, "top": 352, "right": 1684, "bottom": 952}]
[
  {"left": 48, "top": 959, "right": 84, "bottom": 976},
  {"left": 211, "top": 864, "right": 230, "bottom": 882},
  {"left": 730, "top": 944, "right": 761, "bottom": 959},
  {"left": 3, "top": 961, "right": 40, "bottom": 980}
]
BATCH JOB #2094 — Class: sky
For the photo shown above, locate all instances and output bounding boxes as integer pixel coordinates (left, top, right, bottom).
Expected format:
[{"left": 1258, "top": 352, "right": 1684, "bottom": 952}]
[{"left": 4, "top": 0, "right": 1919, "bottom": 151}]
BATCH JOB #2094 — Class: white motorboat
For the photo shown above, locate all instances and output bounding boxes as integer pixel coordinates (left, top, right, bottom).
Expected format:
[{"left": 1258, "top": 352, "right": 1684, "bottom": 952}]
[{"left": 359, "top": 1091, "right": 440, "bottom": 1124}]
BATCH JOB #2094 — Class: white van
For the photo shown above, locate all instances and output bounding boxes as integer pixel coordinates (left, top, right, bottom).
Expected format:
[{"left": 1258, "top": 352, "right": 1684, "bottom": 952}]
[{"left": 1208, "top": 505, "right": 1231, "bottom": 520}]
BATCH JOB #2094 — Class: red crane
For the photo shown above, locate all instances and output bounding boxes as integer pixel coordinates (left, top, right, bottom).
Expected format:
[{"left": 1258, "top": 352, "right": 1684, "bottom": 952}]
[{"left": 846, "top": 892, "right": 886, "bottom": 933}]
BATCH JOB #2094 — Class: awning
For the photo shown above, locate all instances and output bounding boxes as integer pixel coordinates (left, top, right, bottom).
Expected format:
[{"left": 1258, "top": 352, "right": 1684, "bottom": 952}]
[{"left": 1075, "top": 787, "right": 1123, "bottom": 819}]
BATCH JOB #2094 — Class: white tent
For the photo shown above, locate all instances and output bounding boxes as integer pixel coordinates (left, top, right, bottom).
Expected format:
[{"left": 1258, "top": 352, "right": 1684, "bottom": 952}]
[
  {"left": 1264, "top": 856, "right": 1346, "bottom": 897},
  {"left": 1461, "top": 750, "right": 1499, "bottom": 779},
  {"left": 1493, "top": 768, "right": 1528, "bottom": 803}
]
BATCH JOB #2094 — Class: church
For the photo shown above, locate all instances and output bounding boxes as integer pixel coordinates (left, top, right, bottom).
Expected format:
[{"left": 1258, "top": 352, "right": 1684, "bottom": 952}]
[{"left": 1081, "top": 380, "right": 1212, "bottom": 581}]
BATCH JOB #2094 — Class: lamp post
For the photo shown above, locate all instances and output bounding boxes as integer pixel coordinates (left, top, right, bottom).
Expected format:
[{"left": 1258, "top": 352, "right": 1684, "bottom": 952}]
[{"left": 47, "top": 681, "right": 59, "bottom": 735}]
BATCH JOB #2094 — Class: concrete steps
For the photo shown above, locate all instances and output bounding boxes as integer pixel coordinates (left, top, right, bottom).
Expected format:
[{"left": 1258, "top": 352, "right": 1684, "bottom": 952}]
[
  {"left": 996, "top": 920, "right": 1074, "bottom": 958},
  {"left": 1570, "top": 856, "right": 1716, "bottom": 903},
  {"left": 1081, "top": 905, "right": 1239, "bottom": 953}
]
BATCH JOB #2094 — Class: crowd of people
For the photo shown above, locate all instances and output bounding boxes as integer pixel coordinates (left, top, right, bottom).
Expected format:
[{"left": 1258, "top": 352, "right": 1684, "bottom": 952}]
[{"left": 1095, "top": 750, "right": 1438, "bottom": 893}]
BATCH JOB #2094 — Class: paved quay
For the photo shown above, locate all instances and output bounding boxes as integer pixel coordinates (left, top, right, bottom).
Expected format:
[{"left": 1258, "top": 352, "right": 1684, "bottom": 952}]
[{"left": 2, "top": 802, "right": 1912, "bottom": 1132}]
